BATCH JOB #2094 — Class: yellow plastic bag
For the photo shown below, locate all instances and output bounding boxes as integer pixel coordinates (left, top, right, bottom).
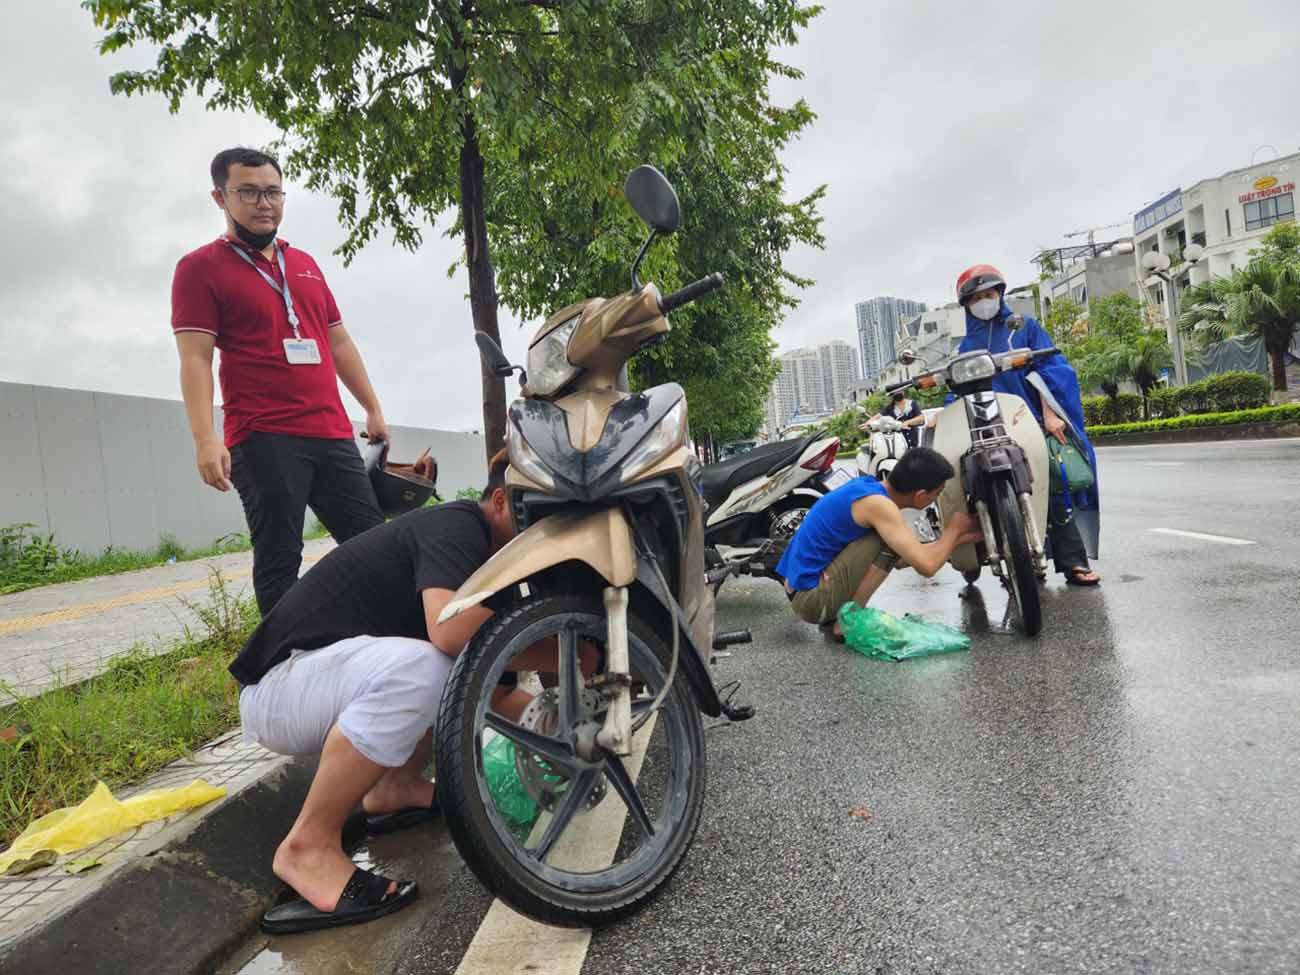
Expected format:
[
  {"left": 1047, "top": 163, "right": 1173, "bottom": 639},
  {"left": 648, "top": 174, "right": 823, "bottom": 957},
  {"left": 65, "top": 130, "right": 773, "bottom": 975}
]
[{"left": 0, "top": 779, "right": 226, "bottom": 873}]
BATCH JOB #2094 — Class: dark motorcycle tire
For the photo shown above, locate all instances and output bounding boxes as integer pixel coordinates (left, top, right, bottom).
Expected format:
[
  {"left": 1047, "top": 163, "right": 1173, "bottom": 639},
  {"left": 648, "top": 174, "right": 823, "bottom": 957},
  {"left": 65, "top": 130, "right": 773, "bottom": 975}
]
[
  {"left": 767, "top": 494, "right": 815, "bottom": 540},
  {"left": 434, "top": 594, "right": 707, "bottom": 928},
  {"left": 993, "top": 479, "right": 1043, "bottom": 636}
]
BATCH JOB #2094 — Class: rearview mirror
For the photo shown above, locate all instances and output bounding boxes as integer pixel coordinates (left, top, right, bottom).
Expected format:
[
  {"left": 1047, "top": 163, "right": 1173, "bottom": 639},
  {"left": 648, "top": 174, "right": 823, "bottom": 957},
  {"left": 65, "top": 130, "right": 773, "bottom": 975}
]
[
  {"left": 474, "top": 331, "right": 516, "bottom": 379},
  {"left": 899, "top": 348, "right": 919, "bottom": 365},
  {"left": 624, "top": 165, "right": 680, "bottom": 234}
]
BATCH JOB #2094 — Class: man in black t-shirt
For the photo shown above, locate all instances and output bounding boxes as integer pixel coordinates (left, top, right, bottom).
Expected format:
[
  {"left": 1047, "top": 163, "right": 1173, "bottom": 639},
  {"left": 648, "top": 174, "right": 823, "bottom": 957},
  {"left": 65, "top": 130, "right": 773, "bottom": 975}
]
[{"left": 236, "top": 452, "right": 525, "bottom": 935}]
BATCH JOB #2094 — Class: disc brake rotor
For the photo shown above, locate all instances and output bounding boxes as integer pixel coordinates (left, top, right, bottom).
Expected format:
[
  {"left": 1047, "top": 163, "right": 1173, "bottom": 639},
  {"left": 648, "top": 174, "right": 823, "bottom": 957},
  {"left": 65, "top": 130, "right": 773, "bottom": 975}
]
[{"left": 515, "top": 687, "right": 608, "bottom": 812}]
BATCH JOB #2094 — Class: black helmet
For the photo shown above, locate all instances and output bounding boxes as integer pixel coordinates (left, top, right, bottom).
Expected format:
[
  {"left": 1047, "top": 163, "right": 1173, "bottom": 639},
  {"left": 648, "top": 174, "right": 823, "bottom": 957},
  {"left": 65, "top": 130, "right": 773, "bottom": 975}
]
[{"left": 362, "top": 439, "right": 438, "bottom": 516}]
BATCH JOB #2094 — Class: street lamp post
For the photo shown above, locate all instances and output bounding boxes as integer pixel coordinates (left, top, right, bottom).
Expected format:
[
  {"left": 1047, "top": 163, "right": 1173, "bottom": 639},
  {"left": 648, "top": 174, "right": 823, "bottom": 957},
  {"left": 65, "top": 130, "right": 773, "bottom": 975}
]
[{"left": 1142, "top": 244, "right": 1205, "bottom": 386}]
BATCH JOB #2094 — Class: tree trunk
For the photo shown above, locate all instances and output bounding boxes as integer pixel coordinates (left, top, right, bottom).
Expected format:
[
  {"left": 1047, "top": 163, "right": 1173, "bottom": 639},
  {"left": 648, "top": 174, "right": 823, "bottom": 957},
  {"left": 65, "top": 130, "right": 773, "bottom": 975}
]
[
  {"left": 1269, "top": 346, "right": 1288, "bottom": 392},
  {"left": 450, "top": 38, "right": 507, "bottom": 462}
]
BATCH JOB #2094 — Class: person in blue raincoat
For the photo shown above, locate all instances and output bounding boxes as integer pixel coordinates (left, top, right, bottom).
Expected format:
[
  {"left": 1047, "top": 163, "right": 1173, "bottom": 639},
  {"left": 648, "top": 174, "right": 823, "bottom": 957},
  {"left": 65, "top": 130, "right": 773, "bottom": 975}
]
[{"left": 953, "top": 264, "right": 1100, "bottom": 585}]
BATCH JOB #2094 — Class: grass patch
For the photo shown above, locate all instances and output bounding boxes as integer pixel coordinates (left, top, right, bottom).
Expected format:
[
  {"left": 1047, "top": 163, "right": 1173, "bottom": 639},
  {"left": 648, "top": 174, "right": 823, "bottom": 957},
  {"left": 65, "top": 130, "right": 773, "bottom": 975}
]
[
  {"left": 0, "top": 520, "right": 330, "bottom": 596},
  {"left": 1089, "top": 403, "right": 1300, "bottom": 438},
  {"left": 0, "top": 572, "right": 258, "bottom": 848}
]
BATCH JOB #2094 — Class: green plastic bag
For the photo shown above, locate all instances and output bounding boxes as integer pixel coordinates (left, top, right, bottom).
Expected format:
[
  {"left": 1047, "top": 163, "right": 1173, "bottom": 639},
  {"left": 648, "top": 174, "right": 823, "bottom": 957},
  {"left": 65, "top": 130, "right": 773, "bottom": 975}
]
[
  {"left": 837, "top": 603, "right": 971, "bottom": 661},
  {"left": 482, "top": 734, "right": 539, "bottom": 831}
]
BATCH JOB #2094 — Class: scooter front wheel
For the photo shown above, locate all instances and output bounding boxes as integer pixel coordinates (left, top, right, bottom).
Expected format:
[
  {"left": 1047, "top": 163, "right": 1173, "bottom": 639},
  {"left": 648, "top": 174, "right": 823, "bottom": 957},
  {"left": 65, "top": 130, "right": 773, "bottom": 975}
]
[
  {"left": 434, "top": 594, "right": 707, "bottom": 927},
  {"left": 993, "top": 480, "right": 1042, "bottom": 636}
]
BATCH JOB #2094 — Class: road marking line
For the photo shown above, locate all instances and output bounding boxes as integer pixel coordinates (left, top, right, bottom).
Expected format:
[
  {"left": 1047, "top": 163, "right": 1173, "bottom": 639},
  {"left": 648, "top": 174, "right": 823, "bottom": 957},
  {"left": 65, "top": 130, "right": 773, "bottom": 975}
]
[
  {"left": 0, "top": 554, "right": 326, "bottom": 636},
  {"left": 454, "top": 715, "right": 658, "bottom": 975},
  {"left": 1147, "top": 528, "right": 1257, "bottom": 546}
]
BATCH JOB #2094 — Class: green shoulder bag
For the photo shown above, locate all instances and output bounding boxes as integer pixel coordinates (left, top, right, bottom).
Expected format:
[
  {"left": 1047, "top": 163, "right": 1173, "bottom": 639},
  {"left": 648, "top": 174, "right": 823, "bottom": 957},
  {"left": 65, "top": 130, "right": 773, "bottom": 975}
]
[{"left": 1047, "top": 433, "right": 1095, "bottom": 494}]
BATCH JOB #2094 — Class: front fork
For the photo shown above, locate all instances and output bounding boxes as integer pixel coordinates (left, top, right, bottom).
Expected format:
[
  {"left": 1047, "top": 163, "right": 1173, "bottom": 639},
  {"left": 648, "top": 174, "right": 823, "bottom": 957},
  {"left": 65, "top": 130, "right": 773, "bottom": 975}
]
[
  {"left": 596, "top": 586, "right": 633, "bottom": 756},
  {"left": 1019, "top": 492, "right": 1048, "bottom": 575}
]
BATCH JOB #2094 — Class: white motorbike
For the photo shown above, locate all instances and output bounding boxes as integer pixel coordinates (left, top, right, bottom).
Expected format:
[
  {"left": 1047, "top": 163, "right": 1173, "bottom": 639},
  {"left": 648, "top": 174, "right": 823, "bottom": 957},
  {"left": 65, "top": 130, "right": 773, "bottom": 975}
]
[
  {"left": 855, "top": 415, "right": 909, "bottom": 481},
  {"left": 886, "top": 343, "right": 1057, "bottom": 635},
  {"left": 701, "top": 431, "right": 849, "bottom": 593}
]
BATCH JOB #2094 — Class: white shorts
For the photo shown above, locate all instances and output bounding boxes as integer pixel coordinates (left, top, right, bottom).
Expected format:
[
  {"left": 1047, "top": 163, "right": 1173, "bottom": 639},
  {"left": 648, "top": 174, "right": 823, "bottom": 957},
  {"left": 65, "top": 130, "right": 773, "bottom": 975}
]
[{"left": 238, "top": 635, "right": 453, "bottom": 768}]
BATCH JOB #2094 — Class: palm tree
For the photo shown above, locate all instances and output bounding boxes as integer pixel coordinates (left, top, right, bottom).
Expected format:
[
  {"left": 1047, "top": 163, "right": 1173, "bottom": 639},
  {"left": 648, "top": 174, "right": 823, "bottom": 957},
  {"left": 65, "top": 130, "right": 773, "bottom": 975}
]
[
  {"left": 1075, "top": 339, "right": 1125, "bottom": 399},
  {"left": 1113, "top": 333, "right": 1174, "bottom": 419},
  {"left": 1179, "top": 260, "right": 1300, "bottom": 392}
]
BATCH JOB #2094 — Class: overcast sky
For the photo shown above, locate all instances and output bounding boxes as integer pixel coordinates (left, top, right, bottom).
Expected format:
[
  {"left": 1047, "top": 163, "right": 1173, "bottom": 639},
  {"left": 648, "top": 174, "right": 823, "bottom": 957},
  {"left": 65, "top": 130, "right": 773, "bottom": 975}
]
[{"left": 2, "top": 1, "right": 1297, "bottom": 431}]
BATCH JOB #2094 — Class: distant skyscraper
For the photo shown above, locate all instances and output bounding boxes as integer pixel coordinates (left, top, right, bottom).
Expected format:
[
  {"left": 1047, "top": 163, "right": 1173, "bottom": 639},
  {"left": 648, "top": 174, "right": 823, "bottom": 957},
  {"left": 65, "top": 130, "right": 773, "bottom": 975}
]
[
  {"left": 856, "top": 296, "right": 927, "bottom": 382},
  {"left": 819, "top": 339, "right": 861, "bottom": 411},
  {"left": 766, "top": 339, "right": 861, "bottom": 433}
]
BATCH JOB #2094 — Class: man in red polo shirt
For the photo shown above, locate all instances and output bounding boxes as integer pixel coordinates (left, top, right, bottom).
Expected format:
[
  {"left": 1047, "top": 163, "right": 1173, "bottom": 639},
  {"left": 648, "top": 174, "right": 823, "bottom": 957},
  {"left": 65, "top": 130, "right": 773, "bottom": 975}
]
[{"left": 172, "top": 147, "right": 387, "bottom": 614}]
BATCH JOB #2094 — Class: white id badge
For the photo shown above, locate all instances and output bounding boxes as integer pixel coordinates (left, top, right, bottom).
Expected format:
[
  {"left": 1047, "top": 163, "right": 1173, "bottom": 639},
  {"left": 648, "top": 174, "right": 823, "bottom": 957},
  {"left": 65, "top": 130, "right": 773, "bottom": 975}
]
[{"left": 283, "top": 338, "right": 322, "bottom": 365}]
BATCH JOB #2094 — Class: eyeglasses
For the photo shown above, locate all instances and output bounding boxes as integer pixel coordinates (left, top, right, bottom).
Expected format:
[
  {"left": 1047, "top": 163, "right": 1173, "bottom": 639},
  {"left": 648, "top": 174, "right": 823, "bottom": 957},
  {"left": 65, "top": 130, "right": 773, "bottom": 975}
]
[{"left": 225, "top": 187, "right": 286, "bottom": 205}]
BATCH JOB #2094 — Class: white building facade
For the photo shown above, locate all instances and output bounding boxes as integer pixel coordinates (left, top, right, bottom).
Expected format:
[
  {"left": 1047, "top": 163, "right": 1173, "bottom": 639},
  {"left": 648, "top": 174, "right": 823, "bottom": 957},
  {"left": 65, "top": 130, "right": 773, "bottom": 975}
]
[
  {"left": 1131, "top": 150, "right": 1298, "bottom": 376},
  {"left": 1038, "top": 242, "right": 1142, "bottom": 319}
]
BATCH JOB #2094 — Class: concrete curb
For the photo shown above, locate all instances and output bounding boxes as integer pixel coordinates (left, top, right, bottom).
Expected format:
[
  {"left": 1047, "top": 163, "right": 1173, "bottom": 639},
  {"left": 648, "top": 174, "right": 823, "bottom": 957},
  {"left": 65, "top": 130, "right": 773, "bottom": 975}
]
[
  {"left": 0, "top": 757, "right": 317, "bottom": 975},
  {"left": 1092, "top": 420, "right": 1300, "bottom": 447}
]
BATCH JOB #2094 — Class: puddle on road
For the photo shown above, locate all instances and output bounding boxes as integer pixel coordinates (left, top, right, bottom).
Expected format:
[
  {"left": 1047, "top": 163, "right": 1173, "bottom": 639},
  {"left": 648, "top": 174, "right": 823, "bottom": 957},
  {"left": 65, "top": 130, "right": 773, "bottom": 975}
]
[{"left": 223, "top": 825, "right": 466, "bottom": 975}]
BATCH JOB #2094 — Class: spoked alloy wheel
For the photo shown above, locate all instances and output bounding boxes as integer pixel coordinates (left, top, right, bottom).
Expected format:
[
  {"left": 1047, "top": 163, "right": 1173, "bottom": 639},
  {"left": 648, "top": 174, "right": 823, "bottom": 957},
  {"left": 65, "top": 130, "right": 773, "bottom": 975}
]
[
  {"left": 434, "top": 595, "right": 706, "bottom": 927},
  {"left": 768, "top": 496, "right": 815, "bottom": 540},
  {"left": 992, "top": 479, "right": 1043, "bottom": 636}
]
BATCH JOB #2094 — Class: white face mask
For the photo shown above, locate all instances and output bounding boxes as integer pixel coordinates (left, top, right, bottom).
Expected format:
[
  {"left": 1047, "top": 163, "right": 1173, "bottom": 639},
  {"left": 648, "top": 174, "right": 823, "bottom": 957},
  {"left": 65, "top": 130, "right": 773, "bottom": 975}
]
[{"left": 969, "top": 297, "right": 1001, "bottom": 321}]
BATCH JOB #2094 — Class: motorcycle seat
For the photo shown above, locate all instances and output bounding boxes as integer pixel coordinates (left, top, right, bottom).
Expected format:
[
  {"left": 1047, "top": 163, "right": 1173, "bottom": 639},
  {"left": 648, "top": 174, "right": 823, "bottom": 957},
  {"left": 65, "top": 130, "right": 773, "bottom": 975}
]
[{"left": 700, "top": 433, "right": 820, "bottom": 510}]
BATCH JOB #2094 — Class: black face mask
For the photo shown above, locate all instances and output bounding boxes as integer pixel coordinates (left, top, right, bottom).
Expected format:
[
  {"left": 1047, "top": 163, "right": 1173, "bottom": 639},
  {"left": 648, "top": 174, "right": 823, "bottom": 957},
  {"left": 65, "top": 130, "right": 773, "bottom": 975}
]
[
  {"left": 891, "top": 394, "right": 905, "bottom": 405},
  {"left": 231, "top": 218, "right": 277, "bottom": 250}
]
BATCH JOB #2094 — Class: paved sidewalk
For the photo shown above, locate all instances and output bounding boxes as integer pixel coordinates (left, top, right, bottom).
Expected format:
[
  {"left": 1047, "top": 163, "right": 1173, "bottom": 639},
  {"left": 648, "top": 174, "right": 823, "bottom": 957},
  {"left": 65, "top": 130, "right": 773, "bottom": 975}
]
[
  {"left": 0, "top": 731, "right": 287, "bottom": 954},
  {"left": 0, "top": 538, "right": 335, "bottom": 700}
]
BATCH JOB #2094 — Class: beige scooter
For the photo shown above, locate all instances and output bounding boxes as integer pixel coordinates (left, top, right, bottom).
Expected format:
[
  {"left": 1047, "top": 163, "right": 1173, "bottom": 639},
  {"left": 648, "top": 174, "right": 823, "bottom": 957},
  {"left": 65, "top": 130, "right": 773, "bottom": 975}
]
[
  {"left": 433, "top": 166, "right": 753, "bottom": 928},
  {"left": 886, "top": 343, "right": 1057, "bottom": 634}
]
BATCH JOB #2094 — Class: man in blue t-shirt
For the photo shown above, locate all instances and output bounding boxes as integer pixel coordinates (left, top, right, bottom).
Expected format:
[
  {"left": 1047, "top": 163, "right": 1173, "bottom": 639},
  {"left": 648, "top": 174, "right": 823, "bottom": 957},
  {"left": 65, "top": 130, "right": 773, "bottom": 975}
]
[{"left": 776, "top": 447, "right": 983, "bottom": 638}]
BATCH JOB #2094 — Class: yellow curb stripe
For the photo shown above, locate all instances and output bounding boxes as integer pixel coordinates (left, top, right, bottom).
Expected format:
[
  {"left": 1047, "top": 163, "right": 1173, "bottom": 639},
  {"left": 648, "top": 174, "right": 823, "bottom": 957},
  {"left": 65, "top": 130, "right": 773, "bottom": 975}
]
[{"left": 0, "top": 555, "right": 325, "bottom": 637}]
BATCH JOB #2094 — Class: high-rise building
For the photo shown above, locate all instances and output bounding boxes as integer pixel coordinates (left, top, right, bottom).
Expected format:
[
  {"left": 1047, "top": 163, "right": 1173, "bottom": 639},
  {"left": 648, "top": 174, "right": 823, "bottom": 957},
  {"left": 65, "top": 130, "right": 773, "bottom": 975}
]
[
  {"left": 856, "top": 296, "right": 927, "bottom": 383},
  {"left": 766, "top": 340, "right": 862, "bottom": 434},
  {"left": 819, "top": 339, "right": 861, "bottom": 411}
]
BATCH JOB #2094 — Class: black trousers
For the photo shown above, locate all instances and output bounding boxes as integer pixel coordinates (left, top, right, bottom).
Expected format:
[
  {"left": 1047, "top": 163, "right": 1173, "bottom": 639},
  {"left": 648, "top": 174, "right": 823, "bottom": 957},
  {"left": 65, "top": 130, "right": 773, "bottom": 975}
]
[
  {"left": 229, "top": 432, "right": 384, "bottom": 615},
  {"left": 1047, "top": 494, "right": 1090, "bottom": 574}
]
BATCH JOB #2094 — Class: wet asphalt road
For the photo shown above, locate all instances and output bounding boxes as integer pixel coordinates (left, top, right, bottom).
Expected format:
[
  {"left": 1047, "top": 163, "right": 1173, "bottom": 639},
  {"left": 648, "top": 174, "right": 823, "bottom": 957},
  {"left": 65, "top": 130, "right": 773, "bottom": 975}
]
[{"left": 231, "top": 439, "right": 1300, "bottom": 975}]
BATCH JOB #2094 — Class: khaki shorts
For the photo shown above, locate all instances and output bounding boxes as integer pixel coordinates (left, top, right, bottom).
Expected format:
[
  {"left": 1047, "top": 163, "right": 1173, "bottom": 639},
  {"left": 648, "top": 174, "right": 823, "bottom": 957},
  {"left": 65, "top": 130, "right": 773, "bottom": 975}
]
[{"left": 788, "top": 533, "right": 898, "bottom": 625}]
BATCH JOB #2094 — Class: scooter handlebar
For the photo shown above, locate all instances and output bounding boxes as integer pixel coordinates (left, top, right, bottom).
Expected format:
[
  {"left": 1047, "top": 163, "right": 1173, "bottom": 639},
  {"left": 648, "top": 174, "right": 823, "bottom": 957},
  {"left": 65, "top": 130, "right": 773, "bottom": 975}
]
[{"left": 660, "top": 272, "right": 725, "bottom": 314}]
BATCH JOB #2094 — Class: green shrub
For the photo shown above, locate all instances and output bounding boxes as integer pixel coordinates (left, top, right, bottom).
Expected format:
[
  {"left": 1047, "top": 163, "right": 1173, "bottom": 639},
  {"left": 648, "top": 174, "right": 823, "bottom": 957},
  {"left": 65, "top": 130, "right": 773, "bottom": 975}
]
[
  {"left": 1090, "top": 403, "right": 1300, "bottom": 438},
  {"left": 1147, "top": 386, "right": 1181, "bottom": 420},
  {"left": 1111, "top": 393, "right": 1143, "bottom": 424},
  {"left": 1202, "top": 371, "right": 1270, "bottom": 412},
  {"left": 1082, "top": 396, "right": 1109, "bottom": 427},
  {"left": 1176, "top": 379, "right": 1213, "bottom": 415}
]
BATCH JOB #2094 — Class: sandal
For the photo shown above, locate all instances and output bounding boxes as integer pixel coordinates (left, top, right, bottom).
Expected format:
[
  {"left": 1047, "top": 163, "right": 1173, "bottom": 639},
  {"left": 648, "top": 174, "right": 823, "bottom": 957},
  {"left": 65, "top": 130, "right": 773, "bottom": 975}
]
[
  {"left": 261, "top": 866, "right": 418, "bottom": 934},
  {"left": 1064, "top": 566, "right": 1100, "bottom": 587},
  {"left": 343, "top": 794, "right": 440, "bottom": 845}
]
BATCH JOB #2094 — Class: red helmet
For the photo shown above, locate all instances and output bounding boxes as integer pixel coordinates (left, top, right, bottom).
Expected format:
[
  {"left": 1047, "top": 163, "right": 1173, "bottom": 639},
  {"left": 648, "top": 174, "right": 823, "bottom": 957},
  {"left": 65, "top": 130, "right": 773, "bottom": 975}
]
[{"left": 955, "top": 264, "right": 1006, "bottom": 305}]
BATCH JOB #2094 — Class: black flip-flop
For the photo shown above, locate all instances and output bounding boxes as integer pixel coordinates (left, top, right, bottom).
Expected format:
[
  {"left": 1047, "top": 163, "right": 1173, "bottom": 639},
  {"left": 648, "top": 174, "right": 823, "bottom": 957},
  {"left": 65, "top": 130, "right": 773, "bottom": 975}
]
[
  {"left": 343, "top": 795, "right": 441, "bottom": 845},
  {"left": 261, "top": 867, "right": 418, "bottom": 934},
  {"left": 1064, "top": 566, "right": 1101, "bottom": 587}
]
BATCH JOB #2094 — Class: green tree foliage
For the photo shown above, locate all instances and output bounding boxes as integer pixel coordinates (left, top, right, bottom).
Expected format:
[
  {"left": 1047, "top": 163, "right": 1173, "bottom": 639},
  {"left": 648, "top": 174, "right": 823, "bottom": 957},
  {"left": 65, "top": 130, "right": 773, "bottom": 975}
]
[
  {"left": 1251, "top": 221, "right": 1300, "bottom": 266},
  {"left": 1070, "top": 293, "right": 1173, "bottom": 414},
  {"left": 85, "top": 0, "right": 823, "bottom": 455},
  {"left": 1043, "top": 296, "right": 1084, "bottom": 350},
  {"left": 1179, "top": 256, "right": 1300, "bottom": 392}
]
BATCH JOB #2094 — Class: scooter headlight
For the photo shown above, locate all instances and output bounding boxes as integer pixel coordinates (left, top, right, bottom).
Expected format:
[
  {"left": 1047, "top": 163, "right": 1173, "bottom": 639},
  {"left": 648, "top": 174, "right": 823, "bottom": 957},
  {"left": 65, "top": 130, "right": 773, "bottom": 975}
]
[
  {"left": 526, "top": 316, "right": 582, "bottom": 397},
  {"left": 619, "top": 400, "right": 687, "bottom": 486},
  {"left": 506, "top": 423, "right": 556, "bottom": 491},
  {"left": 949, "top": 353, "right": 996, "bottom": 386}
]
